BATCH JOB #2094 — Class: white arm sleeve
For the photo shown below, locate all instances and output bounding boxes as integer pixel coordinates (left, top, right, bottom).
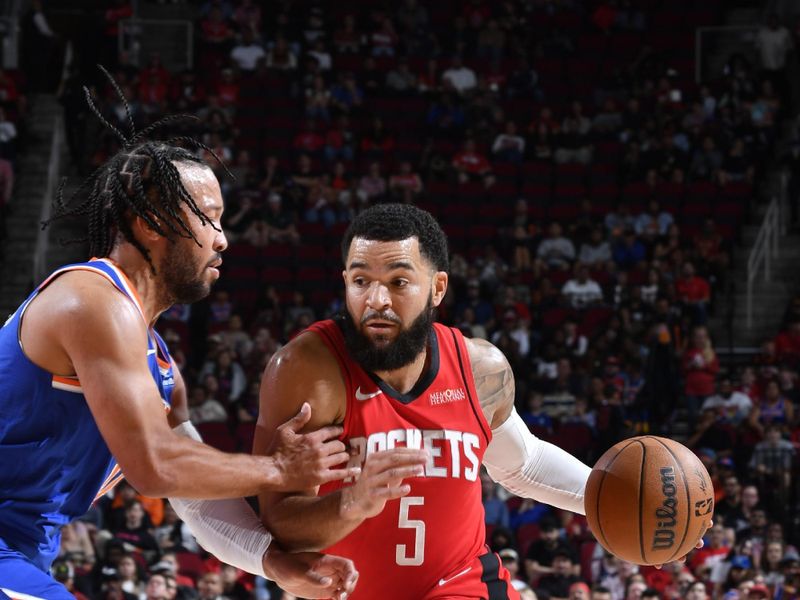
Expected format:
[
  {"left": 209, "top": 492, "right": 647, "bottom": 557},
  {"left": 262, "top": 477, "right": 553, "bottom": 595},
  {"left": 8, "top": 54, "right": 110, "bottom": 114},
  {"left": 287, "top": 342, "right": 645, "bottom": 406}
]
[
  {"left": 483, "top": 409, "right": 592, "bottom": 515},
  {"left": 169, "top": 421, "right": 271, "bottom": 577}
]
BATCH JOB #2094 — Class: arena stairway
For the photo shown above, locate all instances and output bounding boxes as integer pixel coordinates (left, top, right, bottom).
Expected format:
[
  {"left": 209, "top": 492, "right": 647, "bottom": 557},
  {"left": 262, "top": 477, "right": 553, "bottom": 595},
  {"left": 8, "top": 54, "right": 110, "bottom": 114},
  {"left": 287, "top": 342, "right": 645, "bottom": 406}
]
[{"left": 0, "top": 94, "right": 65, "bottom": 320}]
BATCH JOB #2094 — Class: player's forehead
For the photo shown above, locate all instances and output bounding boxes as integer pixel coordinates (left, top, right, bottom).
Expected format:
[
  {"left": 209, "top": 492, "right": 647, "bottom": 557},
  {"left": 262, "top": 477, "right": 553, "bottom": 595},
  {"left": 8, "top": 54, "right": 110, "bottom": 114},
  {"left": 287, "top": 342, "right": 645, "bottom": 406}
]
[
  {"left": 174, "top": 161, "right": 223, "bottom": 214},
  {"left": 346, "top": 236, "right": 428, "bottom": 271}
]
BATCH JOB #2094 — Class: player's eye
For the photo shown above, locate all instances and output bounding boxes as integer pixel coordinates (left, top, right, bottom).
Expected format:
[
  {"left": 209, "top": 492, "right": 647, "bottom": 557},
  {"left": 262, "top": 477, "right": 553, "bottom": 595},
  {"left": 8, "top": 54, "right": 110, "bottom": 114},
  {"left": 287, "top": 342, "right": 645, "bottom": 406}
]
[
  {"left": 353, "top": 277, "right": 367, "bottom": 287},
  {"left": 393, "top": 279, "right": 409, "bottom": 288}
]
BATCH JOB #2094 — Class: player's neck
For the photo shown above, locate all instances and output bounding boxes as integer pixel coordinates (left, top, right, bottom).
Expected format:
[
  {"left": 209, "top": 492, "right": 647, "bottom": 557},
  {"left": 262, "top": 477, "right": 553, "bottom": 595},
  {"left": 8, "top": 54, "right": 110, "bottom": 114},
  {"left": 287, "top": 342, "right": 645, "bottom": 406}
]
[
  {"left": 106, "top": 247, "right": 170, "bottom": 327},
  {"left": 373, "top": 345, "right": 430, "bottom": 395}
]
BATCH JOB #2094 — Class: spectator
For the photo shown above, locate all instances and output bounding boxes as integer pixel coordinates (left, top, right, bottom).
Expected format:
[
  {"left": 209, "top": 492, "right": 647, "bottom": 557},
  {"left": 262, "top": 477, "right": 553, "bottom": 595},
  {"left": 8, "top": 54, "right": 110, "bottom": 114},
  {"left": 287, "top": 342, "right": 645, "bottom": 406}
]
[
  {"left": 676, "top": 262, "right": 711, "bottom": 324},
  {"left": 230, "top": 30, "right": 266, "bottom": 72},
  {"left": 562, "top": 265, "right": 604, "bottom": 310},
  {"left": 385, "top": 59, "right": 417, "bottom": 94},
  {"left": 324, "top": 115, "right": 356, "bottom": 162},
  {"left": 691, "top": 136, "right": 724, "bottom": 181},
  {"left": 481, "top": 470, "right": 510, "bottom": 529},
  {"left": 555, "top": 101, "right": 593, "bottom": 165},
  {"left": 358, "top": 161, "right": 387, "bottom": 201},
  {"left": 682, "top": 326, "right": 720, "bottom": 423},
  {"left": 265, "top": 36, "right": 297, "bottom": 70},
  {"left": 612, "top": 228, "right": 646, "bottom": 271},
  {"left": 749, "top": 424, "right": 795, "bottom": 497},
  {"left": 492, "top": 121, "right": 526, "bottom": 163},
  {"left": 526, "top": 517, "right": 575, "bottom": 580},
  {"left": 755, "top": 14, "right": 793, "bottom": 104},
  {"left": 389, "top": 161, "right": 423, "bottom": 201},
  {"left": 330, "top": 71, "right": 364, "bottom": 113},
  {"left": 197, "top": 572, "right": 226, "bottom": 600},
  {"left": 701, "top": 376, "right": 754, "bottom": 427},
  {"left": 112, "top": 501, "right": 159, "bottom": 555},
  {"left": 442, "top": 55, "right": 477, "bottom": 95},
  {"left": 188, "top": 384, "right": 227, "bottom": 424},
  {"left": 579, "top": 227, "right": 612, "bottom": 271},
  {"left": 690, "top": 523, "right": 732, "bottom": 573},
  {"left": 370, "top": 16, "right": 399, "bottom": 57},
  {"left": 477, "top": 20, "right": 506, "bottom": 61},
  {"left": 749, "top": 379, "right": 794, "bottom": 435},
  {"left": 774, "top": 321, "right": 800, "bottom": 366},
  {"left": 635, "top": 200, "right": 674, "bottom": 236},
  {"left": 537, "top": 549, "right": 582, "bottom": 600},
  {"left": 537, "top": 223, "right": 576, "bottom": 271},
  {"left": 500, "top": 548, "right": 529, "bottom": 592},
  {"left": 452, "top": 139, "right": 494, "bottom": 186},
  {"left": 305, "top": 75, "right": 332, "bottom": 121}
]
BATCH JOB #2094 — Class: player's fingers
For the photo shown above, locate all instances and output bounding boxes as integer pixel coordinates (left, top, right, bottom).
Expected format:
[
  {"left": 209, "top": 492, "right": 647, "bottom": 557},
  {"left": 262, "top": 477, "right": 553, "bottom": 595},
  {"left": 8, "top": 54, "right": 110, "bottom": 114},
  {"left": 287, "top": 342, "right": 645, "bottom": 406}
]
[
  {"left": 368, "top": 448, "right": 428, "bottom": 470},
  {"left": 309, "top": 425, "right": 345, "bottom": 443},
  {"left": 372, "top": 464, "right": 425, "bottom": 485},
  {"left": 372, "top": 483, "right": 412, "bottom": 499},
  {"left": 319, "top": 466, "right": 362, "bottom": 484},
  {"left": 322, "top": 451, "right": 351, "bottom": 468},
  {"left": 318, "top": 438, "right": 347, "bottom": 456},
  {"left": 282, "top": 402, "right": 312, "bottom": 433}
]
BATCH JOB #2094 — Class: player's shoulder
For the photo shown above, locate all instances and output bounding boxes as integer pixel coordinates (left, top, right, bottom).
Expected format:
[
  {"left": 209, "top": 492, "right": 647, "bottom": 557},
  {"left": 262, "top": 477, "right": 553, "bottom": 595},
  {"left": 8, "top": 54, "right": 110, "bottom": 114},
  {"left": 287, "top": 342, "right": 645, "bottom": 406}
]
[
  {"left": 35, "top": 269, "right": 141, "bottom": 327},
  {"left": 463, "top": 336, "right": 511, "bottom": 376},
  {"left": 266, "top": 324, "right": 340, "bottom": 379}
]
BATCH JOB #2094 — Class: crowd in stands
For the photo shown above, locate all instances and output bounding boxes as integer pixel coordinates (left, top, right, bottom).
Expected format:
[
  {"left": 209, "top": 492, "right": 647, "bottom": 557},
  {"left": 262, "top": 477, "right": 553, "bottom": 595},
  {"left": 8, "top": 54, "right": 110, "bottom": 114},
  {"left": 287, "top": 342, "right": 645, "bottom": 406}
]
[{"left": 43, "top": 0, "right": 800, "bottom": 598}]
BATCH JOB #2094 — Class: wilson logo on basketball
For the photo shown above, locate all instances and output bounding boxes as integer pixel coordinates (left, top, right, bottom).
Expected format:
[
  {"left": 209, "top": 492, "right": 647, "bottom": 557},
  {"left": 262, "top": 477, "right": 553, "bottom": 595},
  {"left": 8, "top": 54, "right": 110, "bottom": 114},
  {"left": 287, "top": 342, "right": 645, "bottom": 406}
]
[
  {"left": 429, "top": 388, "right": 466, "bottom": 405},
  {"left": 652, "top": 466, "right": 678, "bottom": 551}
]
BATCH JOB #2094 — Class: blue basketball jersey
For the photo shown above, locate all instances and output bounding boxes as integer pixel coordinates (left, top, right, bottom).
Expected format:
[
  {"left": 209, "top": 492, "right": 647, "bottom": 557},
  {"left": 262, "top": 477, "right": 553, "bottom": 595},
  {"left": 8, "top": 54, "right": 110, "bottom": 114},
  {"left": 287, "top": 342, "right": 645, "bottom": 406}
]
[{"left": 0, "top": 258, "right": 175, "bottom": 572}]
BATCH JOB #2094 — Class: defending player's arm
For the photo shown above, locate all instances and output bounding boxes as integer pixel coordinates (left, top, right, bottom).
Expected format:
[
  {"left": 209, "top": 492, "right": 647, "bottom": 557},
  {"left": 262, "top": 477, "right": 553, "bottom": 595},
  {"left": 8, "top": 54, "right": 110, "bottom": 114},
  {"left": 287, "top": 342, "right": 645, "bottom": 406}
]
[
  {"left": 256, "top": 333, "right": 428, "bottom": 552},
  {"left": 44, "top": 274, "right": 354, "bottom": 499},
  {"left": 165, "top": 367, "right": 359, "bottom": 600},
  {"left": 466, "top": 337, "right": 591, "bottom": 514}
]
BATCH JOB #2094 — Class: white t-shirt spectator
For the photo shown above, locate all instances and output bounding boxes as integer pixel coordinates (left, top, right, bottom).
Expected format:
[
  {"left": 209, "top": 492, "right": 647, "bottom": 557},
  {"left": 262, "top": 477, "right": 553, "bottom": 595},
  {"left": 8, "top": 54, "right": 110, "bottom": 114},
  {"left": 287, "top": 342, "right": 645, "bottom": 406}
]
[
  {"left": 701, "top": 391, "right": 753, "bottom": 424},
  {"left": 635, "top": 211, "right": 674, "bottom": 236},
  {"left": 756, "top": 25, "right": 793, "bottom": 70},
  {"left": 231, "top": 42, "right": 266, "bottom": 71},
  {"left": 536, "top": 236, "right": 575, "bottom": 267},
  {"left": 442, "top": 66, "right": 477, "bottom": 94},
  {"left": 491, "top": 133, "right": 525, "bottom": 155},
  {"left": 562, "top": 277, "right": 603, "bottom": 309},
  {"left": 190, "top": 397, "right": 228, "bottom": 424}
]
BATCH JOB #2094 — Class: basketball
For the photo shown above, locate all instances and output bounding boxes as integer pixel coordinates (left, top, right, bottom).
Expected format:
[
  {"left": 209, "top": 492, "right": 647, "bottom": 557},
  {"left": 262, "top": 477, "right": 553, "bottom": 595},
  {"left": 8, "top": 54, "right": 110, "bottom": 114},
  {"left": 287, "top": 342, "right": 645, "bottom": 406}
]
[{"left": 584, "top": 436, "right": 714, "bottom": 566}]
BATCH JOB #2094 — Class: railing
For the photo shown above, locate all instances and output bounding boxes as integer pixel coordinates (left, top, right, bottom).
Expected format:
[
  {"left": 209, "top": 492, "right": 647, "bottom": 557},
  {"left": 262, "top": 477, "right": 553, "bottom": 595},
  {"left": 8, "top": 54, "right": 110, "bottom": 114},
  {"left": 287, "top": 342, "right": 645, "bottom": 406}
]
[
  {"left": 746, "top": 171, "right": 790, "bottom": 328},
  {"left": 118, "top": 18, "right": 193, "bottom": 71},
  {"left": 695, "top": 25, "right": 759, "bottom": 83},
  {"left": 32, "top": 113, "right": 63, "bottom": 285}
]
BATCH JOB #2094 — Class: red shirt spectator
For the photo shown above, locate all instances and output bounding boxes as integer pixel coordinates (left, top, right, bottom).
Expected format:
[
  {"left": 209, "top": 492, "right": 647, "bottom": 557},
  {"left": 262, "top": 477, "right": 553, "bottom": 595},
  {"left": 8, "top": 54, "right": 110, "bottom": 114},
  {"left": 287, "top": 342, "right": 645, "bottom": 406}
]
[
  {"left": 293, "top": 128, "right": 324, "bottom": 153},
  {"left": 452, "top": 140, "right": 490, "bottom": 175},
  {"left": 201, "top": 8, "right": 233, "bottom": 44},
  {"left": 682, "top": 327, "right": 719, "bottom": 397},
  {"left": 676, "top": 263, "right": 711, "bottom": 303},
  {"left": 215, "top": 71, "right": 240, "bottom": 106},
  {"left": 774, "top": 322, "right": 800, "bottom": 363}
]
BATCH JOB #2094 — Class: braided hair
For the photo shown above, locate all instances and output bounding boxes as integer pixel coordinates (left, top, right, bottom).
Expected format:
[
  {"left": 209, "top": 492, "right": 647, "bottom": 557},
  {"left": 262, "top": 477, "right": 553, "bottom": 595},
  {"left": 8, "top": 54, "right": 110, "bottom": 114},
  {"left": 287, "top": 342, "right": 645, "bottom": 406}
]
[{"left": 44, "top": 66, "right": 230, "bottom": 272}]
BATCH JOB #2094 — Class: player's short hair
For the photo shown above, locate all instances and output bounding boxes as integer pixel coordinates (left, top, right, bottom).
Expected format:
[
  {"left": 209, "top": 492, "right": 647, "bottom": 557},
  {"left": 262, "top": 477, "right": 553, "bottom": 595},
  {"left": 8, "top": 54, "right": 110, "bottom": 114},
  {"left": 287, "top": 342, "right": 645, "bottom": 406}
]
[
  {"left": 341, "top": 203, "right": 449, "bottom": 271},
  {"left": 44, "top": 66, "right": 228, "bottom": 273}
]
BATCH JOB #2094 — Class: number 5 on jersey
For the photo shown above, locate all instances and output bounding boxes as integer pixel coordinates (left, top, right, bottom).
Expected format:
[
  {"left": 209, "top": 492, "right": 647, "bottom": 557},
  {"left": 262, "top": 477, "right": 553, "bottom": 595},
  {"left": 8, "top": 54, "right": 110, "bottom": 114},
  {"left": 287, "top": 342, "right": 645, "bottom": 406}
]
[{"left": 396, "top": 496, "right": 425, "bottom": 566}]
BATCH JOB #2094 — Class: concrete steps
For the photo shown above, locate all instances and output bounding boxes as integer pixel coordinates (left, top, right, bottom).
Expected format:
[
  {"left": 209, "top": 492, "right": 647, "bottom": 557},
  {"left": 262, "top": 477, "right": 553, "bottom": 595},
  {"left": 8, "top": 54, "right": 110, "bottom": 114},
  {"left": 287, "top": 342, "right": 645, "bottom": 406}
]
[{"left": 0, "top": 94, "right": 63, "bottom": 318}]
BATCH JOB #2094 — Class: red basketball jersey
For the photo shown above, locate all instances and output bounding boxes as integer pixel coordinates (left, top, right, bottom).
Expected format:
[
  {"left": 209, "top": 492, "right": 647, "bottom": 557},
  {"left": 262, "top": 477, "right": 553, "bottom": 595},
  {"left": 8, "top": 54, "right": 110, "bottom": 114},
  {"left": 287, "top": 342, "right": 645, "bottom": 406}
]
[{"left": 310, "top": 319, "right": 518, "bottom": 599}]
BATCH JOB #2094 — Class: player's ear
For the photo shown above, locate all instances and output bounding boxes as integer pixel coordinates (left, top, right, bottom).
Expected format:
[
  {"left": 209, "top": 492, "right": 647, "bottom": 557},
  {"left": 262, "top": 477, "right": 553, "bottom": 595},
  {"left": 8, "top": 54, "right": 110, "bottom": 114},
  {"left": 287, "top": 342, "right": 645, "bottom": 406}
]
[
  {"left": 431, "top": 271, "right": 448, "bottom": 307},
  {"left": 133, "top": 214, "right": 163, "bottom": 242}
]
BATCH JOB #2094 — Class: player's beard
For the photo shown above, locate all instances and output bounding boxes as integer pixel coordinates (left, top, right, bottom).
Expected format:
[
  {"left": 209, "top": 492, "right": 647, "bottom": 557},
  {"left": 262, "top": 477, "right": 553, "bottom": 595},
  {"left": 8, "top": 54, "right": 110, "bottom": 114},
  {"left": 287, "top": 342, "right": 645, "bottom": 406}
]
[
  {"left": 159, "top": 241, "right": 216, "bottom": 305},
  {"left": 340, "top": 297, "right": 434, "bottom": 373}
]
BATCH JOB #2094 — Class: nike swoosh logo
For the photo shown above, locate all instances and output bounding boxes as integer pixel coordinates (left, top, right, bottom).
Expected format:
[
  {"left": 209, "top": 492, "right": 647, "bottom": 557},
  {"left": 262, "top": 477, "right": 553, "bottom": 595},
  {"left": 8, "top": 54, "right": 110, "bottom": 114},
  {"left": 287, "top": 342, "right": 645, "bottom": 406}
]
[
  {"left": 438, "top": 566, "right": 472, "bottom": 587},
  {"left": 354, "top": 386, "right": 382, "bottom": 401},
  {"left": 147, "top": 349, "right": 157, "bottom": 355}
]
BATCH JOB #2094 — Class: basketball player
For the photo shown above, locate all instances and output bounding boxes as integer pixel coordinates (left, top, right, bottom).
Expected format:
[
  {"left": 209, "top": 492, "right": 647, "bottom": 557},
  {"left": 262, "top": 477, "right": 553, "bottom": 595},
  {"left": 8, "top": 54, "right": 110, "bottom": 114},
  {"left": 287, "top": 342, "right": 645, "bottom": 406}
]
[
  {"left": 246, "top": 203, "right": 591, "bottom": 599},
  {"left": 0, "top": 78, "right": 383, "bottom": 599}
]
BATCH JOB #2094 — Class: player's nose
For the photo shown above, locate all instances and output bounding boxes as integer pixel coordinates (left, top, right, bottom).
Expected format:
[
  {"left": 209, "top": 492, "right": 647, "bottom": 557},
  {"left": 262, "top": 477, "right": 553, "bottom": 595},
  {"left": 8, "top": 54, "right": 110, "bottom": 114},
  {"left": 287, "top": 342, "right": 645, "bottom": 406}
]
[
  {"left": 213, "top": 228, "right": 228, "bottom": 253},
  {"left": 365, "top": 282, "right": 391, "bottom": 310}
]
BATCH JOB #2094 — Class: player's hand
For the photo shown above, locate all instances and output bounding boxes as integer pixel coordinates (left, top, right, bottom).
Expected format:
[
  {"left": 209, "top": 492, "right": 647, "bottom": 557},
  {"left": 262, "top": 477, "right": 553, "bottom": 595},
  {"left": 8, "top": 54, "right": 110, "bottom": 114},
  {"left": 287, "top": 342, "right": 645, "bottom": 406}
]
[
  {"left": 654, "top": 520, "right": 712, "bottom": 569},
  {"left": 339, "top": 448, "right": 428, "bottom": 521},
  {"left": 268, "top": 402, "right": 361, "bottom": 491},
  {"left": 263, "top": 545, "right": 359, "bottom": 600}
]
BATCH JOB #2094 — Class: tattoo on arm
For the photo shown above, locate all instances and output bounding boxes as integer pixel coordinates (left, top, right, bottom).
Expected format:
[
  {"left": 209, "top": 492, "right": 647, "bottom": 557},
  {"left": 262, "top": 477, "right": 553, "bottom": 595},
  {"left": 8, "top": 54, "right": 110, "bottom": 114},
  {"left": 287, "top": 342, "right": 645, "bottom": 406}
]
[{"left": 468, "top": 339, "right": 515, "bottom": 429}]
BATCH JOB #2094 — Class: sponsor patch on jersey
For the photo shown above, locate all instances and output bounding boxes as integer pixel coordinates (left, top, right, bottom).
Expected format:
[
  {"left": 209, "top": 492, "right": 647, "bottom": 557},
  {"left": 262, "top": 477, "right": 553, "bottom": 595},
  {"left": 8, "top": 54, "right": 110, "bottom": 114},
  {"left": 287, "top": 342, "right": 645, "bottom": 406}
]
[{"left": 429, "top": 387, "right": 466, "bottom": 405}]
